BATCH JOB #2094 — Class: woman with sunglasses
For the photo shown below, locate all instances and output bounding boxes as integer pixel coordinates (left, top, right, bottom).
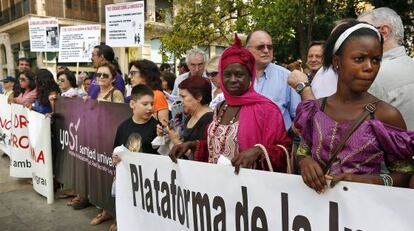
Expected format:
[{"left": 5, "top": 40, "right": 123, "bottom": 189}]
[
  {"left": 11, "top": 69, "right": 37, "bottom": 105},
  {"left": 206, "top": 55, "right": 224, "bottom": 109},
  {"left": 58, "top": 70, "right": 86, "bottom": 98},
  {"left": 95, "top": 61, "right": 124, "bottom": 103}
]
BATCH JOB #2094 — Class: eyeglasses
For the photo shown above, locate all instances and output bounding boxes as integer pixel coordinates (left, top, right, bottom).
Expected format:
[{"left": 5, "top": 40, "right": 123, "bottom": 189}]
[
  {"left": 249, "top": 44, "right": 273, "bottom": 51},
  {"left": 206, "top": 71, "right": 218, "bottom": 78},
  {"left": 58, "top": 79, "right": 66, "bottom": 83},
  {"left": 128, "top": 70, "right": 139, "bottom": 76},
  {"left": 96, "top": 72, "right": 110, "bottom": 79}
]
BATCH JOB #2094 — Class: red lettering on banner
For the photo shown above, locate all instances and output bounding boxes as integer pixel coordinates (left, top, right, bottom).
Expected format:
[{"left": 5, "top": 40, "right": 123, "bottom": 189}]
[
  {"left": 0, "top": 117, "right": 11, "bottom": 130},
  {"left": 12, "top": 135, "right": 29, "bottom": 149},
  {"left": 31, "top": 148, "right": 45, "bottom": 164},
  {"left": 13, "top": 115, "right": 28, "bottom": 128}
]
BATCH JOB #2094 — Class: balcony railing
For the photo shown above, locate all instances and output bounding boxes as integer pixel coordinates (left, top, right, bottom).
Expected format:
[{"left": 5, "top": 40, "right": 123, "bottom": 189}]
[{"left": 0, "top": 0, "right": 35, "bottom": 26}]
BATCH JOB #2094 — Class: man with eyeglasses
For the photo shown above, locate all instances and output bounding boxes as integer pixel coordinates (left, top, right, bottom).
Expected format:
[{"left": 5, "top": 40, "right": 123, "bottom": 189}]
[
  {"left": 171, "top": 48, "right": 207, "bottom": 96},
  {"left": 246, "top": 30, "right": 301, "bottom": 130},
  {"left": 358, "top": 7, "right": 414, "bottom": 130}
]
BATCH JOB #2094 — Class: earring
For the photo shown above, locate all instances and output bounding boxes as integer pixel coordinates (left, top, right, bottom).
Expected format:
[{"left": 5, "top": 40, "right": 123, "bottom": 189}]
[{"left": 335, "top": 65, "right": 339, "bottom": 69}]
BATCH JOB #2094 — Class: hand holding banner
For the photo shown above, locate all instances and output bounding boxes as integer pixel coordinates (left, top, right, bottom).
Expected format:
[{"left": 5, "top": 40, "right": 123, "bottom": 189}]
[{"left": 116, "top": 152, "right": 414, "bottom": 231}]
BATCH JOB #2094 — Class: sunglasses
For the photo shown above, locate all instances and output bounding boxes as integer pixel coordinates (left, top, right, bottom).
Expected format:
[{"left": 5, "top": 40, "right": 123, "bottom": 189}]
[
  {"left": 250, "top": 44, "right": 273, "bottom": 51},
  {"left": 96, "top": 72, "right": 110, "bottom": 79},
  {"left": 206, "top": 71, "right": 219, "bottom": 78}
]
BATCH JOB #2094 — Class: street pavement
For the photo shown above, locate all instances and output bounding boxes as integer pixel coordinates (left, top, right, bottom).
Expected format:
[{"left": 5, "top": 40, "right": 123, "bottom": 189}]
[{"left": 0, "top": 153, "right": 112, "bottom": 231}]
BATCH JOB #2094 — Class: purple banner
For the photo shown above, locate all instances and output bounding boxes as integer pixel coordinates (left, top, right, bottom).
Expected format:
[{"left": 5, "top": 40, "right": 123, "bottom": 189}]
[{"left": 53, "top": 97, "right": 131, "bottom": 215}]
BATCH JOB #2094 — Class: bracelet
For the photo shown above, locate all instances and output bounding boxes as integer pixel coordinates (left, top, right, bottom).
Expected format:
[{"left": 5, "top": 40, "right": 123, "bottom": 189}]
[{"left": 379, "top": 174, "right": 393, "bottom": 186}]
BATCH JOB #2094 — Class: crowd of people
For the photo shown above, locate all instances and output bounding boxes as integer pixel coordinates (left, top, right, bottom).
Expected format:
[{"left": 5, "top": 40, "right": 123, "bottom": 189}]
[{"left": 1, "top": 6, "right": 414, "bottom": 231}]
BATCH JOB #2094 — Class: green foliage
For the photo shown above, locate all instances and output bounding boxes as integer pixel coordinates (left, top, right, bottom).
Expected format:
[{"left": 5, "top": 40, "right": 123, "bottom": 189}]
[
  {"left": 160, "top": 0, "right": 414, "bottom": 63},
  {"left": 160, "top": 0, "right": 247, "bottom": 59}
]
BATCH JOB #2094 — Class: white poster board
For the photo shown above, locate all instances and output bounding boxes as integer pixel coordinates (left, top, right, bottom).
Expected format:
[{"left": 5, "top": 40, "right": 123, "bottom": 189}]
[
  {"left": 9, "top": 104, "right": 31, "bottom": 178},
  {"left": 116, "top": 152, "right": 414, "bottom": 231},
  {"left": 28, "top": 17, "right": 59, "bottom": 52},
  {"left": 58, "top": 24, "right": 101, "bottom": 63},
  {"left": 0, "top": 100, "right": 54, "bottom": 203},
  {"left": 105, "top": 1, "right": 145, "bottom": 47},
  {"left": 0, "top": 95, "right": 11, "bottom": 155},
  {"left": 28, "top": 110, "right": 54, "bottom": 204}
]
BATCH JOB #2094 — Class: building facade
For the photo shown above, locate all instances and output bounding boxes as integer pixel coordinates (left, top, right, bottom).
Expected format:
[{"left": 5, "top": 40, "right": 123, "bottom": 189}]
[{"left": 0, "top": 0, "right": 224, "bottom": 78}]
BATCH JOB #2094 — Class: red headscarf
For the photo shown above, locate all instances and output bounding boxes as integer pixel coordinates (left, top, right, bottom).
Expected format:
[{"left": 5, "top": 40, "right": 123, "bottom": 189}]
[{"left": 218, "top": 34, "right": 285, "bottom": 153}]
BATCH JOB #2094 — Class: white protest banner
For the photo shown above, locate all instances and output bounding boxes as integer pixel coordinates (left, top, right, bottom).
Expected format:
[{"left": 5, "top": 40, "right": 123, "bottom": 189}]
[
  {"left": 0, "top": 95, "right": 11, "bottom": 155},
  {"left": 116, "top": 152, "right": 414, "bottom": 231},
  {"left": 105, "top": 1, "right": 145, "bottom": 47},
  {"left": 28, "top": 17, "right": 59, "bottom": 52},
  {"left": 58, "top": 24, "right": 101, "bottom": 63},
  {"left": 9, "top": 104, "right": 32, "bottom": 178},
  {"left": 28, "top": 110, "right": 54, "bottom": 204}
]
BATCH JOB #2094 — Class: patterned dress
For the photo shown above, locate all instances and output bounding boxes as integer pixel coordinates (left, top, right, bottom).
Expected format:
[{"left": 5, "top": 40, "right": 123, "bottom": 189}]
[
  {"left": 294, "top": 100, "right": 414, "bottom": 175},
  {"left": 207, "top": 112, "right": 239, "bottom": 164}
]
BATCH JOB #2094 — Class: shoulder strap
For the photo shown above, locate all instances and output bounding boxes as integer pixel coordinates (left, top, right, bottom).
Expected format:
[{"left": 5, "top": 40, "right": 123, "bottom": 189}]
[
  {"left": 319, "top": 97, "right": 328, "bottom": 111},
  {"left": 323, "top": 100, "right": 380, "bottom": 174}
]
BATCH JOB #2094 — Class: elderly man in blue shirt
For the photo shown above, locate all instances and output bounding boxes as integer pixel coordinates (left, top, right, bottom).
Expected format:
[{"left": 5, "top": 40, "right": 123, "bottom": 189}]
[{"left": 246, "top": 30, "right": 301, "bottom": 130}]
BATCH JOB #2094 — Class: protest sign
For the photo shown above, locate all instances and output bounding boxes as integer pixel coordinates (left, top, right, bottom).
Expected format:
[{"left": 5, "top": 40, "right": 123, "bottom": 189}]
[
  {"left": 28, "top": 17, "right": 59, "bottom": 52},
  {"left": 116, "top": 152, "right": 414, "bottom": 231},
  {"left": 105, "top": 1, "right": 145, "bottom": 47},
  {"left": 58, "top": 24, "right": 101, "bottom": 63},
  {"left": 53, "top": 97, "right": 132, "bottom": 215},
  {"left": 0, "top": 99, "right": 54, "bottom": 203},
  {"left": 0, "top": 95, "right": 11, "bottom": 155},
  {"left": 9, "top": 104, "right": 32, "bottom": 178},
  {"left": 28, "top": 110, "right": 54, "bottom": 204}
]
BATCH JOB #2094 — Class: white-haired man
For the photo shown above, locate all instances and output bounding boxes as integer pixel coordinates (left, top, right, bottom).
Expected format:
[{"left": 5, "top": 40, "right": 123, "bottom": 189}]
[{"left": 171, "top": 48, "right": 207, "bottom": 96}]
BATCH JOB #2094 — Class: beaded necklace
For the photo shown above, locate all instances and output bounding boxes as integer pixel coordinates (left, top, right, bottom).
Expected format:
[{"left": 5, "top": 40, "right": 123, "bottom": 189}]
[{"left": 212, "top": 103, "right": 241, "bottom": 154}]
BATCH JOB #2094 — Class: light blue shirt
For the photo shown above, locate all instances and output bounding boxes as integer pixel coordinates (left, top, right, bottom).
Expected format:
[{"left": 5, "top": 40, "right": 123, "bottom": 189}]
[{"left": 254, "top": 63, "right": 301, "bottom": 129}]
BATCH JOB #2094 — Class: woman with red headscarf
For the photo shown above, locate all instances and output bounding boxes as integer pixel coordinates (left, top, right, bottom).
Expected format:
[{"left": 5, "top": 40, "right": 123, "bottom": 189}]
[{"left": 170, "top": 35, "right": 291, "bottom": 173}]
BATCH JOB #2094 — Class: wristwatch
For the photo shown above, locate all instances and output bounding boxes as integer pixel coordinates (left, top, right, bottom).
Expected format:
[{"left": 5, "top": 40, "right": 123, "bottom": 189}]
[{"left": 295, "top": 82, "right": 310, "bottom": 94}]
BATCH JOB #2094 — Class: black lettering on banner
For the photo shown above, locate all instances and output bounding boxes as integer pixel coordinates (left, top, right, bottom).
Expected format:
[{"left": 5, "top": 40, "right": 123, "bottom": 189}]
[
  {"left": 139, "top": 165, "right": 145, "bottom": 210},
  {"left": 282, "top": 192, "right": 312, "bottom": 231},
  {"left": 292, "top": 216, "right": 311, "bottom": 231},
  {"left": 161, "top": 181, "right": 171, "bottom": 219},
  {"left": 12, "top": 159, "right": 31, "bottom": 168},
  {"left": 213, "top": 196, "right": 226, "bottom": 231},
  {"left": 329, "top": 201, "right": 338, "bottom": 231},
  {"left": 235, "top": 186, "right": 248, "bottom": 231},
  {"left": 281, "top": 192, "right": 289, "bottom": 231},
  {"left": 144, "top": 178, "right": 154, "bottom": 213},
  {"left": 170, "top": 170, "right": 177, "bottom": 221},
  {"left": 184, "top": 189, "right": 191, "bottom": 228},
  {"left": 177, "top": 186, "right": 185, "bottom": 224},
  {"left": 192, "top": 192, "right": 212, "bottom": 231},
  {"left": 251, "top": 206, "right": 268, "bottom": 231},
  {"left": 130, "top": 164, "right": 139, "bottom": 207},
  {"left": 154, "top": 169, "right": 161, "bottom": 216}
]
